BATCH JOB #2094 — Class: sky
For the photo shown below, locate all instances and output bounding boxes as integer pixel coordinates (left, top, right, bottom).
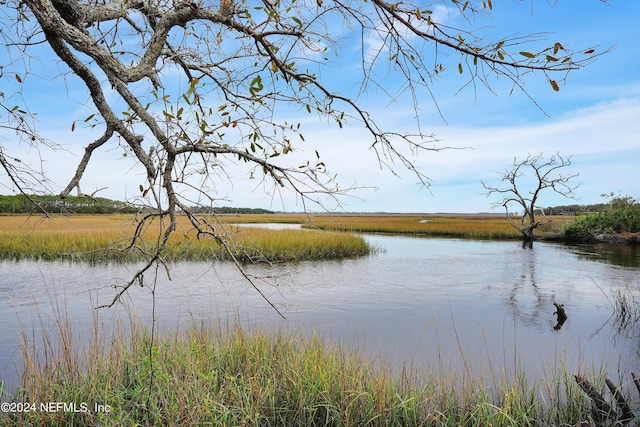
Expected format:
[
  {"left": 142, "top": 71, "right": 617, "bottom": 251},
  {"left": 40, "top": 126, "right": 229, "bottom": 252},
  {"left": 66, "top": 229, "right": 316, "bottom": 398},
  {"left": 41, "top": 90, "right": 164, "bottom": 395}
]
[{"left": 1, "top": 0, "right": 639, "bottom": 213}]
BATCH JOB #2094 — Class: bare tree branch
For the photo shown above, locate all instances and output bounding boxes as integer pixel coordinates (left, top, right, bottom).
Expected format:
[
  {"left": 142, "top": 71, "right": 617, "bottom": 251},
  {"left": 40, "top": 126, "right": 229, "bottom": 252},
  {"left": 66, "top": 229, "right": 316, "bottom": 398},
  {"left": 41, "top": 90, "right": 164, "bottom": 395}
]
[
  {"left": 2, "top": 0, "right": 602, "bottom": 307},
  {"left": 482, "top": 153, "right": 580, "bottom": 243}
]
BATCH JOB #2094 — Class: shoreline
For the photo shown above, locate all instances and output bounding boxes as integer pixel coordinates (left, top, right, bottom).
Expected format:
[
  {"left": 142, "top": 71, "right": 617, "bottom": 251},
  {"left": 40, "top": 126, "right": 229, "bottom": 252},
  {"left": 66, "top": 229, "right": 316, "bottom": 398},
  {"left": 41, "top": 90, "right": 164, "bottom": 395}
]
[{"left": 553, "top": 232, "right": 640, "bottom": 245}]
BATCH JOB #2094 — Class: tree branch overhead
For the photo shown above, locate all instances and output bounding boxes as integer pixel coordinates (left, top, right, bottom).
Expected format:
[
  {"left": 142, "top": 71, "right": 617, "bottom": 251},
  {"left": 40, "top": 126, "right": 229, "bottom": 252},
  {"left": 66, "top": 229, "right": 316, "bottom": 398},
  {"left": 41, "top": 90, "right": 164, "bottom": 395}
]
[{"left": 2, "top": 0, "right": 602, "bottom": 306}]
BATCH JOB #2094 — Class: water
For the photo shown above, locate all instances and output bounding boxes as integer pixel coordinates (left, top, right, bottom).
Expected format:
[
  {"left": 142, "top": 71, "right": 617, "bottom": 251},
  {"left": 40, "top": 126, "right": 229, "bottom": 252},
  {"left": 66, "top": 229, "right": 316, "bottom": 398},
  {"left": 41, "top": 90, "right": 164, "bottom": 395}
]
[{"left": 1, "top": 233, "right": 639, "bottom": 394}]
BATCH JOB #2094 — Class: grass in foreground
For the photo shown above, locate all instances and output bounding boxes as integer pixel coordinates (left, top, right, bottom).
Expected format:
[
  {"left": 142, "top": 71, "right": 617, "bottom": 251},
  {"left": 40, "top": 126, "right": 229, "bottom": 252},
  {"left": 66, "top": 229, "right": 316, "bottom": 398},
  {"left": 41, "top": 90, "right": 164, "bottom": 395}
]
[
  {"left": 1, "top": 318, "right": 616, "bottom": 427},
  {"left": 0, "top": 215, "right": 371, "bottom": 262}
]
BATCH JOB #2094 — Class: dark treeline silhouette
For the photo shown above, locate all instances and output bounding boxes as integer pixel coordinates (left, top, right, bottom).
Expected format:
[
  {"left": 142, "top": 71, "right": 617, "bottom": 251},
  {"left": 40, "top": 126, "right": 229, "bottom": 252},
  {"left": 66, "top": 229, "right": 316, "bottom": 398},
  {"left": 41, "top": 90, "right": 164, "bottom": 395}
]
[
  {"left": 541, "top": 203, "right": 614, "bottom": 216},
  {"left": 0, "top": 194, "right": 139, "bottom": 214},
  {"left": 0, "top": 194, "right": 274, "bottom": 215},
  {"left": 189, "top": 206, "right": 274, "bottom": 215},
  {"left": 1, "top": 193, "right": 623, "bottom": 217}
]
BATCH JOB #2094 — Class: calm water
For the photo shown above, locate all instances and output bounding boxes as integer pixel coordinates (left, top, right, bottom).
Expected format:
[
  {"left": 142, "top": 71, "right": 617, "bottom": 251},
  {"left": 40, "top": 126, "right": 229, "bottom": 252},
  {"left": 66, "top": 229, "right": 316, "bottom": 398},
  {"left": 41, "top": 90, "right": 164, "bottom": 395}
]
[{"left": 1, "top": 232, "right": 639, "bottom": 394}]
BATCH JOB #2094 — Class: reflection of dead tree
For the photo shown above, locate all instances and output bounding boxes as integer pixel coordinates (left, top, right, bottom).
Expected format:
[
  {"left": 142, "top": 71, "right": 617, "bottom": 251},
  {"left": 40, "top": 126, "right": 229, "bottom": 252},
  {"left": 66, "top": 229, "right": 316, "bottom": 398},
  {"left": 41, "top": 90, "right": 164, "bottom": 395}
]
[
  {"left": 504, "top": 248, "right": 553, "bottom": 328},
  {"left": 553, "top": 301, "right": 567, "bottom": 330},
  {"left": 574, "top": 375, "right": 635, "bottom": 426}
]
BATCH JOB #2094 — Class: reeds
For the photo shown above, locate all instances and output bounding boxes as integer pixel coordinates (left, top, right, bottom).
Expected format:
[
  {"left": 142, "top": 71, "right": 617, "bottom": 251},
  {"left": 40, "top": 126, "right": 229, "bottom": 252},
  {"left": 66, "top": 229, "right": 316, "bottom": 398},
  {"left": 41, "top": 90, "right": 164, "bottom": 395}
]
[
  {"left": 2, "top": 314, "right": 622, "bottom": 427},
  {"left": 302, "top": 214, "right": 569, "bottom": 240},
  {"left": 0, "top": 213, "right": 572, "bottom": 262},
  {"left": 0, "top": 215, "right": 371, "bottom": 262}
]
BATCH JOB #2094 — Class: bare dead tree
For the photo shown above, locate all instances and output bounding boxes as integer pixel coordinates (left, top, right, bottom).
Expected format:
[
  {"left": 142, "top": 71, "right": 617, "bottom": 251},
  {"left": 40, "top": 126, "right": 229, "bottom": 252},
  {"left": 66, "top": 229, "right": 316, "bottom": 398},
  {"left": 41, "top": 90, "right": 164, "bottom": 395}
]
[
  {"left": 1, "top": 0, "right": 602, "bottom": 307},
  {"left": 482, "top": 153, "right": 580, "bottom": 244}
]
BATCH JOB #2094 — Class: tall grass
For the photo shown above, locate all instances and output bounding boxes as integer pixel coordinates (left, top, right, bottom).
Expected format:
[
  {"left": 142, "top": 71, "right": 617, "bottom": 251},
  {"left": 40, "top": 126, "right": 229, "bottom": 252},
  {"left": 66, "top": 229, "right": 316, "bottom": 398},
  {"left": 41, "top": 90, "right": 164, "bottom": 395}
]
[
  {"left": 0, "top": 215, "right": 371, "bottom": 262},
  {"left": 0, "top": 213, "right": 572, "bottom": 263},
  {"left": 302, "top": 214, "right": 569, "bottom": 240},
  {"left": 1, "top": 314, "right": 621, "bottom": 426}
]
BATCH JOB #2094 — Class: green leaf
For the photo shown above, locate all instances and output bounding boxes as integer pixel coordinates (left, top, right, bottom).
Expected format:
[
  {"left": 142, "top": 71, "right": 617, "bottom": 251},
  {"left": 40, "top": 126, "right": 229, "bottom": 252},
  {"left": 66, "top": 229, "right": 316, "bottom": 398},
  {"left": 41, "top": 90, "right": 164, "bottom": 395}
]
[
  {"left": 458, "top": 63, "right": 463, "bottom": 74},
  {"left": 249, "top": 75, "right": 264, "bottom": 96},
  {"left": 519, "top": 51, "right": 535, "bottom": 59}
]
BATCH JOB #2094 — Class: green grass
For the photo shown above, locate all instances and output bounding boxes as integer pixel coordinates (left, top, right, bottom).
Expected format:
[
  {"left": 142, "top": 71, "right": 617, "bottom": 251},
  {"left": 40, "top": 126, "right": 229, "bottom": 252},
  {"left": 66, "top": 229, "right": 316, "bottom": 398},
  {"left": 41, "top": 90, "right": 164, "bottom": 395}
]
[
  {"left": 0, "top": 213, "right": 576, "bottom": 263},
  {"left": 1, "top": 316, "right": 624, "bottom": 426},
  {"left": 0, "top": 215, "right": 372, "bottom": 262}
]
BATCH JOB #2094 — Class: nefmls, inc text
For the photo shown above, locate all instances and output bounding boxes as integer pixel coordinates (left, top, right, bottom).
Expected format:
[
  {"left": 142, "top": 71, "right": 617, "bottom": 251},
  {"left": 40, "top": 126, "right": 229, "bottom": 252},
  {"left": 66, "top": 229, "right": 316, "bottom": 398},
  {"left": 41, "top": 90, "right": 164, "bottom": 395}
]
[{"left": 1, "top": 401, "right": 111, "bottom": 413}]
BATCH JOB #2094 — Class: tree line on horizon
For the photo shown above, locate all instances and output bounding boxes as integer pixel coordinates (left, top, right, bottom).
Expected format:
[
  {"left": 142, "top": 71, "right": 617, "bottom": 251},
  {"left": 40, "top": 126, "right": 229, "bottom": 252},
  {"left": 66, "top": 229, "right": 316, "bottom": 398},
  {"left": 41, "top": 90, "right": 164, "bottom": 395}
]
[
  {"left": 0, "top": 193, "right": 629, "bottom": 217},
  {"left": 0, "top": 194, "right": 274, "bottom": 215}
]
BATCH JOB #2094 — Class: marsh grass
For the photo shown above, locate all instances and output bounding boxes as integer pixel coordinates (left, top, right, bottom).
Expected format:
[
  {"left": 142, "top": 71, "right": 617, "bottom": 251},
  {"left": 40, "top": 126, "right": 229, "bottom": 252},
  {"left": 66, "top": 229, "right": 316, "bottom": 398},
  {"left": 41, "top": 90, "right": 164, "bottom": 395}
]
[
  {"left": 0, "top": 213, "right": 571, "bottom": 262},
  {"left": 298, "top": 214, "right": 570, "bottom": 240},
  {"left": 1, "top": 312, "right": 622, "bottom": 427},
  {"left": 206, "top": 213, "right": 572, "bottom": 240},
  {"left": 0, "top": 215, "right": 371, "bottom": 262}
]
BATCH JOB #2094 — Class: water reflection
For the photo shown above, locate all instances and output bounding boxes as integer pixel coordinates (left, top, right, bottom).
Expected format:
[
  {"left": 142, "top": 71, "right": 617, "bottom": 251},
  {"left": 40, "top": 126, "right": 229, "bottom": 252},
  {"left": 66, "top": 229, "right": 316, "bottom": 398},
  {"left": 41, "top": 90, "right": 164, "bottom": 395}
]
[
  {"left": 552, "top": 302, "right": 568, "bottom": 330},
  {"left": 1, "top": 235, "right": 639, "bottom": 396},
  {"left": 568, "top": 243, "right": 640, "bottom": 268}
]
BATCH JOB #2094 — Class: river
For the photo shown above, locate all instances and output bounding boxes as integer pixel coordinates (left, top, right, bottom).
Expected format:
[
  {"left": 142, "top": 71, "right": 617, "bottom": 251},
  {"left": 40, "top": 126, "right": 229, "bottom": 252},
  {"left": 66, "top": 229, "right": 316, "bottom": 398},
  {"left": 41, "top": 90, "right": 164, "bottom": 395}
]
[{"left": 1, "top": 231, "right": 639, "bottom": 394}]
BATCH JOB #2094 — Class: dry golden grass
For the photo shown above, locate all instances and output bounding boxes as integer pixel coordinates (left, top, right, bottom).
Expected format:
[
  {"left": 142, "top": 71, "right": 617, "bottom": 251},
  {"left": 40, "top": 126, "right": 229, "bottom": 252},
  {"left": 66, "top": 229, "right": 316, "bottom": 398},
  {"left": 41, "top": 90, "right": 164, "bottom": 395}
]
[
  {"left": 230, "top": 213, "right": 571, "bottom": 240},
  {"left": 0, "top": 212, "right": 571, "bottom": 262},
  {"left": 0, "top": 214, "right": 370, "bottom": 262}
]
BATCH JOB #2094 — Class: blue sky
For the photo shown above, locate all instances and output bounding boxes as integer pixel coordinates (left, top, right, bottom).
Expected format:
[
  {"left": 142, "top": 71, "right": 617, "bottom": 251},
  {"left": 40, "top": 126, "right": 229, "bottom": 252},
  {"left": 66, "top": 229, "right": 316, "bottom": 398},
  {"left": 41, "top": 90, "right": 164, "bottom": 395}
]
[{"left": 1, "top": 1, "right": 639, "bottom": 213}]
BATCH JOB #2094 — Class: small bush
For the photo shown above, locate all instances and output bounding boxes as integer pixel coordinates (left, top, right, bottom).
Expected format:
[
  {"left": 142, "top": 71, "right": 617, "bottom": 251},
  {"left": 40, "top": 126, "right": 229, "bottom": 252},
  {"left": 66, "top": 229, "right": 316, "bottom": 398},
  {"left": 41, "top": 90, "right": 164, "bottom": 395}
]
[{"left": 564, "top": 195, "right": 640, "bottom": 237}]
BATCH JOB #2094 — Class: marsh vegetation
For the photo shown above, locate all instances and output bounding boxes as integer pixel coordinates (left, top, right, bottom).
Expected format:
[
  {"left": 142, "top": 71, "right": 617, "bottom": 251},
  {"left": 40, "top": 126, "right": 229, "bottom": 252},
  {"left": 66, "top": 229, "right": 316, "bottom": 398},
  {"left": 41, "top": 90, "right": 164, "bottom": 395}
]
[
  {"left": 0, "top": 214, "right": 371, "bottom": 262},
  {"left": 1, "top": 213, "right": 639, "bottom": 426},
  {"left": 3, "top": 315, "right": 629, "bottom": 427}
]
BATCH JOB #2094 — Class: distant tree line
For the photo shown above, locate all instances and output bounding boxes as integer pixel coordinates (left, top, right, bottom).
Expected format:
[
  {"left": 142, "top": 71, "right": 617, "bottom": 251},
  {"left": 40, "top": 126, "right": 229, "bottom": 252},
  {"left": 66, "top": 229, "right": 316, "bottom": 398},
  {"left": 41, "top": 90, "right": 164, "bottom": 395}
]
[
  {"left": 0, "top": 194, "right": 140, "bottom": 214},
  {"left": 542, "top": 196, "right": 639, "bottom": 218},
  {"left": 540, "top": 205, "right": 596, "bottom": 215},
  {"left": 188, "top": 206, "right": 274, "bottom": 215},
  {"left": 0, "top": 194, "right": 275, "bottom": 215}
]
